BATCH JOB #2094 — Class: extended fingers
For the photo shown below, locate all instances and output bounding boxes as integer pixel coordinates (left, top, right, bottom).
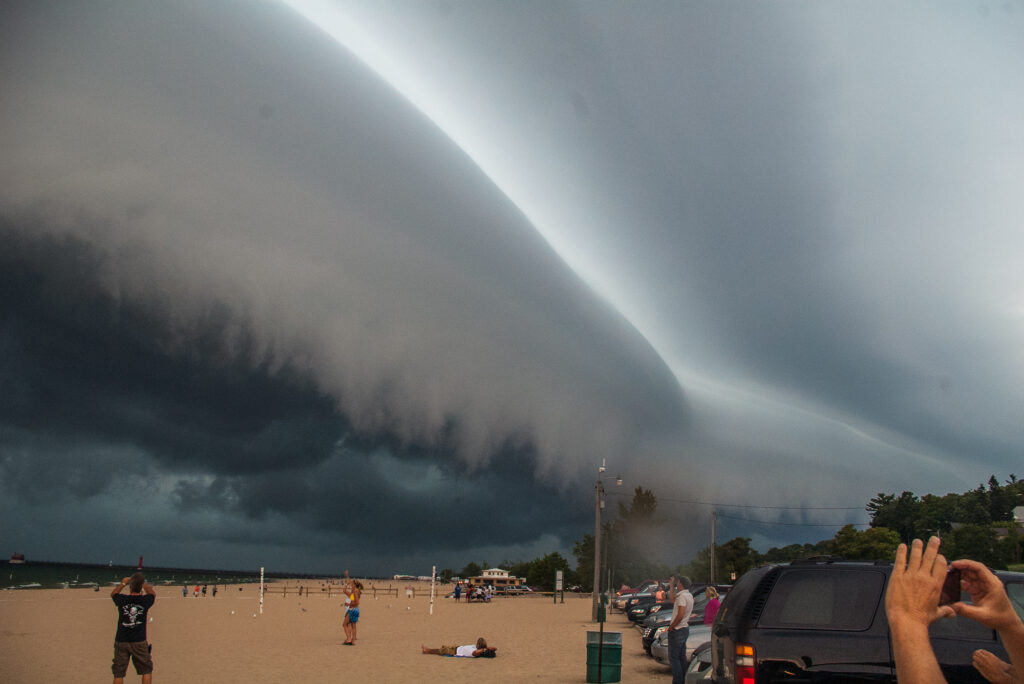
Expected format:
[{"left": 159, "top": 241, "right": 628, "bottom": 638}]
[
  {"left": 893, "top": 543, "right": 908, "bottom": 576},
  {"left": 907, "top": 538, "right": 924, "bottom": 570},
  {"left": 973, "top": 649, "right": 1014, "bottom": 684},
  {"left": 921, "top": 536, "right": 944, "bottom": 575}
]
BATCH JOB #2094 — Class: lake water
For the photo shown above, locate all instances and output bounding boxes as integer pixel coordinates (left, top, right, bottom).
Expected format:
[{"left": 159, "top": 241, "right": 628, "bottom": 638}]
[{"left": 3, "top": 561, "right": 267, "bottom": 590}]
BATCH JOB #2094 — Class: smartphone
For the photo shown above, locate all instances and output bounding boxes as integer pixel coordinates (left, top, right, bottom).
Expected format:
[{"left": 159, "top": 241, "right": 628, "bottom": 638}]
[{"left": 939, "top": 568, "right": 961, "bottom": 606}]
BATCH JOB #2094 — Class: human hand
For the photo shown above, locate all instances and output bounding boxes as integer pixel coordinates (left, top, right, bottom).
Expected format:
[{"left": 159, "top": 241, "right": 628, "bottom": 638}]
[
  {"left": 973, "top": 649, "right": 1023, "bottom": 684},
  {"left": 121, "top": 577, "right": 130, "bottom": 584},
  {"left": 950, "top": 559, "right": 1020, "bottom": 632},
  {"left": 886, "top": 537, "right": 955, "bottom": 632}
]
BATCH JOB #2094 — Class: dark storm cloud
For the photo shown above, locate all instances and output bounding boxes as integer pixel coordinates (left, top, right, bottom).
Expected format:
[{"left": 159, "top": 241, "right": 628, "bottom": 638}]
[
  {"left": 0, "top": 0, "right": 689, "bottom": 572},
  {"left": 0, "top": 225, "right": 595, "bottom": 569},
  {"left": 2, "top": 0, "right": 1022, "bottom": 573},
  {"left": 0, "top": 226, "right": 344, "bottom": 475}
]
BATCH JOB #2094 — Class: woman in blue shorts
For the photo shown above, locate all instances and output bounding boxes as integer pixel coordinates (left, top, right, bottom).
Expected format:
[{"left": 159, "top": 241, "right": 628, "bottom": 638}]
[{"left": 343, "top": 576, "right": 362, "bottom": 645}]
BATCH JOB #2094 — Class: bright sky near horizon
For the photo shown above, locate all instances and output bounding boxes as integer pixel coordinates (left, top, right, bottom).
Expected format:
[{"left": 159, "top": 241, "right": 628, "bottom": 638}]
[{"left": 1, "top": 0, "right": 1022, "bottom": 575}]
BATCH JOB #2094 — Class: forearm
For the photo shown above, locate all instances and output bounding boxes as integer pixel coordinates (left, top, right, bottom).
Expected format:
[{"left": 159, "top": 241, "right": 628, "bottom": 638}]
[
  {"left": 890, "top": 622, "right": 947, "bottom": 684},
  {"left": 111, "top": 580, "right": 127, "bottom": 597},
  {"left": 997, "top": 620, "right": 1024, "bottom": 679},
  {"left": 144, "top": 583, "right": 156, "bottom": 595}
]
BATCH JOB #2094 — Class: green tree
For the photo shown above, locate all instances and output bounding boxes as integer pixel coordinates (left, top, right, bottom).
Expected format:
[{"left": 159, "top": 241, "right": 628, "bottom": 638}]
[
  {"left": 460, "top": 561, "right": 483, "bottom": 579},
  {"left": 944, "top": 524, "right": 1003, "bottom": 568},
  {"left": 501, "top": 559, "right": 534, "bottom": 582},
  {"left": 758, "top": 540, "right": 832, "bottom": 564},
  {"left": 573, "top": 534, "right": 595, "bottom": 592},
  {"left": 607, "top": 487, "right": 666, "bottom": 586},
  {"left": 867, "top": 491, "right": 921, "bottom": 542},
  {"left": 831, "top": 525, "right": 900, "bottom": 560},
  {"left": 617, "top": 486, "right": 659, "bottom": 521},
  {"left": 718, "top": 537, "right": 758, "bottom": 579},
  {"left": 526, "top": 552, "right": 576, "bottom": 591},
  {"left": 956, "top": 486, "right": 993, "bottom": 526},
  {"left": 913, "top": 493, "right": 956, "bottom": 538},
  {"left": 680, "top": 545, "right": 713, "bottom": 583},
  {"left": 682, "top": 537, "right": 760, "bottom": 583},
  {"left": 997, "top": 526, "right": 1021, "bottom": 567}
]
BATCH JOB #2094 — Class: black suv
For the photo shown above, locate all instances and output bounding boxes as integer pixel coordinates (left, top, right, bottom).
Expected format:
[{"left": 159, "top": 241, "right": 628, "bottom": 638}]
[{"left": 709, "top": 557, "right": 1024, "bottom": 683}]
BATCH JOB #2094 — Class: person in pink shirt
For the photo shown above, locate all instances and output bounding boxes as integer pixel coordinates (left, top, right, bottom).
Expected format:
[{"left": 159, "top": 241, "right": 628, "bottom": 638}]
[{"left": 703, "top": 586, "right": 721, "bottom": 625}]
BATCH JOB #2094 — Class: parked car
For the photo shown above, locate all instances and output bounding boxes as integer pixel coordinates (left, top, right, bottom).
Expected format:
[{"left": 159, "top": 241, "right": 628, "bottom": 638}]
[
  {"left": 639, "top": 592, "right": 710, "bottom": 626},
  {"left": 626, "top": 593, "right": 662, "bottom": 621},
  {"left": 641, "top": 609, "right": 674, "bottom": 653},
  {"left": 641, "top": 594, "right": 712, "bottom": 651},
  {"left": 685, "top": 643, "right": 713, "bottom": 681},
  {"left": 709, "top": 557, "right": 1024, "bottom": 683},
  {"left": 651, "top": 623, "right": 712, "bottom": 667},
  {"left": 614, "top": 589, "right": 638, "bottom": 611},
  {"left": 636, "top": 598, "right": 676, "bottom": 622}
]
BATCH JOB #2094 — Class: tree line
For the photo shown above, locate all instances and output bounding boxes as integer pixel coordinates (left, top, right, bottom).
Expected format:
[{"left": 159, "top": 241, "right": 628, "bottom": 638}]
[{"left": 443, "top": 475, "right": 1024, "bottom": 591}]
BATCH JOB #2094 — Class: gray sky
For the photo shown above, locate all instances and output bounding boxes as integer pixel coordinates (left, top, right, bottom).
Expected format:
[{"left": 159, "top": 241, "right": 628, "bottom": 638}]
[{"left": 1, "top": 0, "right": 1022, "bottom": 575}]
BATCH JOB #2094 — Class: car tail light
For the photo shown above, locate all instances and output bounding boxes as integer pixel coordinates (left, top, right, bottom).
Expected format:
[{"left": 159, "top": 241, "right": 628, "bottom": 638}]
[{"left": 735, "top": 643, "right": 756, "bottom": 684}]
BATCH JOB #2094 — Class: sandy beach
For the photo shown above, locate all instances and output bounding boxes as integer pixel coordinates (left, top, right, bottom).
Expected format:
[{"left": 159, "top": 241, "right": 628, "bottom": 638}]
[{"left": 0, "top": 581, "right": 670, "bottom": 683}]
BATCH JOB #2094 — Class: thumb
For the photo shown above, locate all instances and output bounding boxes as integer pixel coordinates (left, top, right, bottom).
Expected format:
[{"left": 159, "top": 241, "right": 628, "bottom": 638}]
[
  {"left": 934, "top": 605, "right": 956, "bottom": 621},
  {"left": 952, "top": 602, "right": 983, "bottom": 622}
]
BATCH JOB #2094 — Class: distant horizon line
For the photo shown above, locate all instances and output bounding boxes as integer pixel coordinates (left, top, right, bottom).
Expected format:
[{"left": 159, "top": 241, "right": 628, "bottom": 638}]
[{"left": 8, "top": 558, "right": 352, "bottom": 580}]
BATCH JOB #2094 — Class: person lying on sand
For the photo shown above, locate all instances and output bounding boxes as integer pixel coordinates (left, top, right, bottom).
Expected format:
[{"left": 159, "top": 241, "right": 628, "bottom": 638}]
[{"left": 422, "top": 637, "right": 497, "bottom": 658}]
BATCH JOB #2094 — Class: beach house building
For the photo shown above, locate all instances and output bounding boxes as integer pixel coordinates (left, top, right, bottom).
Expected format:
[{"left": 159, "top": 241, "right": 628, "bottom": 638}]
[{"left": 466, "top": 567, "right": 522, "bottom": 589}]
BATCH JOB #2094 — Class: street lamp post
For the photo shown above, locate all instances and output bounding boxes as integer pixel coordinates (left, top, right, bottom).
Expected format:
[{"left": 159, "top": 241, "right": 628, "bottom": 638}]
[{"left": 592, "top": 461, "right": 622, "bottom": 622}]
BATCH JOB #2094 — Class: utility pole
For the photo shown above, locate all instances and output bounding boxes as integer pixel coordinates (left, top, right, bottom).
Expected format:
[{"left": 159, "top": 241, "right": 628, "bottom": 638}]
[
  {"left": 710, "top": 510, "right": 716, "bottom": 585},
  {"left": 592, "top": 474, "right": 603, "bottom": 622},
  {"left": 591, "top": 460, "right": 622, "bottom": 622}
]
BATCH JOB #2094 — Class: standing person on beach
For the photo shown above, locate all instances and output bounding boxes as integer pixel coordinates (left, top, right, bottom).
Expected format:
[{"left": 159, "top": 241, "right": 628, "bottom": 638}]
[
  {"left": 454, "top": 582, "right": 462, "bottom": 602},
  {"left": 343, "top": 571, "right": 362, "bottom": 645},
  {"left": 111, "top": 572, "right": 156, "bottom": 684},
  {"left": 667, "top": 575, "right": 694, "bottom": 684}
]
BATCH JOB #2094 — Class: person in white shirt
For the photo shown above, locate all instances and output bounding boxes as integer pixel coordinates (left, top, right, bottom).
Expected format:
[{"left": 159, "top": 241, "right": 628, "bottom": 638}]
[
  {"left": 668, "top": 575, "right": 694, "bottom": 684},
  {"left": 422, "top": 637, "right": 497, "bottom": 657}
]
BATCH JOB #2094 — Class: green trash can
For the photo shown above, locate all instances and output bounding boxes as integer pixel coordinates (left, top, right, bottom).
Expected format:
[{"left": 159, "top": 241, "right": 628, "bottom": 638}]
[{"left": 586, "top": 630, "right": 622, "bottom": 683}]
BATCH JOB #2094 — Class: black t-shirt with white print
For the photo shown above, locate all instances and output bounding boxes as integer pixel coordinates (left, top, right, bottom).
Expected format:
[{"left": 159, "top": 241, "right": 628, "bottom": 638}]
[{"left": 113, "top": 593, "right": 155, "bottom": 642}]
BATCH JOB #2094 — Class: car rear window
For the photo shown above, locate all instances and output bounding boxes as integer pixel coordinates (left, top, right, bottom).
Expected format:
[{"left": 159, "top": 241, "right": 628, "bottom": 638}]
[
  {"left": 757, "top": 569, "right": 884, "bottom": 630},
  {"left": 1007, "top": 583, "right": 1024, "bottom": 621}
]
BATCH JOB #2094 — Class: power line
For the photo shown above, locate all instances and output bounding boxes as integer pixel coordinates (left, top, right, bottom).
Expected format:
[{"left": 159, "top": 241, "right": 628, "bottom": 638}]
[
  {"left": 605, "top": 491, "right": 864, "bottom": 511},
  {"left": 715, "top": 512, "right": 871, "bottom": 528}
]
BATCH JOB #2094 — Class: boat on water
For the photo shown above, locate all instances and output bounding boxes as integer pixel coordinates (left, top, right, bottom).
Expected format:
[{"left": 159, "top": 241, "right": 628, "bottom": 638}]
[{"left": 9, "top": 553, "right": 26, "bottom": 564}]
